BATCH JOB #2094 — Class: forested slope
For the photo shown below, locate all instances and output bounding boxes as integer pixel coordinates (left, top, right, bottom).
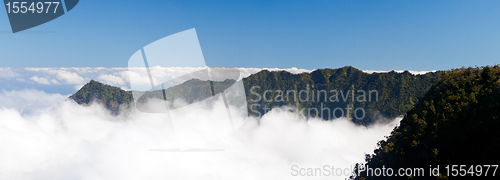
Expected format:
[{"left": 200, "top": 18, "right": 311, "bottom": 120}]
[{"left": 354, "top": 65, "right": 500, "bottom": 179}]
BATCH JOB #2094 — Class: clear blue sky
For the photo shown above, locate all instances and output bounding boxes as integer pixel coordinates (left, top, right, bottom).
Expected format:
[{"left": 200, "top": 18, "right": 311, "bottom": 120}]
[{"left": 1, "top": 0, "right": 499, "bottom": 71}]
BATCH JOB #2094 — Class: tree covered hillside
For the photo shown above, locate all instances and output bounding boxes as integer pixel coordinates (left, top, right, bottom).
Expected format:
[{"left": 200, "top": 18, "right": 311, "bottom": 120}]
[{"left": 354, "top": 65, "right": 500, "bottom": 179}]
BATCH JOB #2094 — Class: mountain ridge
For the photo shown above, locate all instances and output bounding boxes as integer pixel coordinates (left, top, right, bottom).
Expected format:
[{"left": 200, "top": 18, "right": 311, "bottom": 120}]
[{"left": 70, "top": 66, "right": 438, "bottom": 125}]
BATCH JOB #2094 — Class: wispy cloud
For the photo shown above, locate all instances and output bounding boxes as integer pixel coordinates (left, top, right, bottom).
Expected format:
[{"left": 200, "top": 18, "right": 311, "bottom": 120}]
[
  {"left": 0, "top": 68, "right": 20, "bottom": 78},
  {"left": 30, "top": 76, "right": 53, "bottom": 85}
]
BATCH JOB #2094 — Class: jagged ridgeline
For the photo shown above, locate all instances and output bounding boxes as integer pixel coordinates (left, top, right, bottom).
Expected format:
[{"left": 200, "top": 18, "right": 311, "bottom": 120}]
[
  {"left": 70, "top": 66, "right": 437, "bottom": 124},
  {"left": 244, "top": 66, "right": 437, "bottom": 125},
  {"left": 354, "top": 66, "right": 500, "bottom": 179},
  {"left": 70, "top": 79, "right": 235, "bottom": 114},
  {"left": 135, "top": 79, "right": 235, "bottom": 111}
]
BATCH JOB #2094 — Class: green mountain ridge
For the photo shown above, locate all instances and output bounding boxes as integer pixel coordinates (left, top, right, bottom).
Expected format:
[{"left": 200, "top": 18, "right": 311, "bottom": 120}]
[
  {"left": 70, "top": 66, "right": 438, "bottom": 125},
  {"left": 244, "top": 66, "right": 438, "bottom": 125}
]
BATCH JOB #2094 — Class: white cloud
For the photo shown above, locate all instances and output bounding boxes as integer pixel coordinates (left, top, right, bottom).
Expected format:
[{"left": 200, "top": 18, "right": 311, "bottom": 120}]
[
  {"left": 97, "top": 74, "right": 126, "bottom": 86},
  {"left": 363, "top": 70, "right": 435, "bottom": 75},
  {"left": 238, "top": 67, "right": 312, "bottom": 78},
  {"left": 30, "top": 76, "right": 52, "bottom": 85},
  {"left": 56, "top": 71, "right": 86, "bottom": 84},
  {"left": 0, "top": 89, "right": 68, "bottom": 114},
  {"left": 0, "top": 89, "right": 399, "bottom": 180},
  {"left": 0, "top": 67, "right": 20, "bottom": 78},
  {"left": 50, "top": 79, "right": 60, "bottom": 85}
]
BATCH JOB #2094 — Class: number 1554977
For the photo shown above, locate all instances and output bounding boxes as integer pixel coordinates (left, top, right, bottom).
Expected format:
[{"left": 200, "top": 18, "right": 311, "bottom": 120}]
[{"left": 5, "top": 1, "right": 60, "bottom": 14}]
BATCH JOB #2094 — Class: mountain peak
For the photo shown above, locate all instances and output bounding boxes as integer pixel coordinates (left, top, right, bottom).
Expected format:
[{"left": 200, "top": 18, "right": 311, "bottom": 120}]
[
  {"left": 70, "top": 80, "right": 132, "bottom": 114},
  {"left": 88, "top": 79, "right": 100, "bottom": 84}
]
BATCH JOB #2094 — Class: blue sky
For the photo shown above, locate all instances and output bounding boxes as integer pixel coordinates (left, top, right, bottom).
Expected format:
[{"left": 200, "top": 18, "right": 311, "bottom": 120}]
[{"left": 1, "top": 0, "right": 500, "bottom": 71}]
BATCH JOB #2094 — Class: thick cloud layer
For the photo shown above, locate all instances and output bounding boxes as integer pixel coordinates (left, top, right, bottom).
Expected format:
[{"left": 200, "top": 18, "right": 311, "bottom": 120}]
[
  {"left": 0, "top": 89, "right": 68, "bottom": 114},
  {"left": 0, "top": 89, "right": 400, "bottom": 180}
]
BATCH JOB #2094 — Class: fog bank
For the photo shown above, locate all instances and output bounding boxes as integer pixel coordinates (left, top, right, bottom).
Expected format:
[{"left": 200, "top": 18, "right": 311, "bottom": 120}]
[{"left": 0, "top": 89, "right": 400, "bottom": 180}]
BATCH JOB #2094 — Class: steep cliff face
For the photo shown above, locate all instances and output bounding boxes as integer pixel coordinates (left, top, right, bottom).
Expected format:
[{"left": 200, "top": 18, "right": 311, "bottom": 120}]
[{"left": 355, "top": 65, "right": 500, "bottom": 179}]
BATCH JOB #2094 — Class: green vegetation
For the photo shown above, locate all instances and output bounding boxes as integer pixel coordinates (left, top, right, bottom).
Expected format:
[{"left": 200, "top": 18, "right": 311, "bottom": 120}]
[
  {"left": 354, "top": 65, "right": 500, "bottom": 179},
  {"left": 70, "top": 80, "right": 133, "bottom": 114},
  {"left": 70, "top": 66, "right": 437, "bottom": 125},
  {"left": 244, "top": 66, "right": 437, "bottom": 125}
]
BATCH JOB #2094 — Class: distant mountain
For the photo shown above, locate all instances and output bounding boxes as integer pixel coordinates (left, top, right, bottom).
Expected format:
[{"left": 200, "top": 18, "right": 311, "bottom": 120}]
[
  {"left": 354, "top": 65, "right": 500, "bottom": 179},
  {"left": 245, "top": 66, "right": 438, "bottom": 125},
  {"left": 70, "top": 80, "right": 132, "bottom": 114},
  {"left": 70, "top": 66, "right": 438, "bottom": 125}
]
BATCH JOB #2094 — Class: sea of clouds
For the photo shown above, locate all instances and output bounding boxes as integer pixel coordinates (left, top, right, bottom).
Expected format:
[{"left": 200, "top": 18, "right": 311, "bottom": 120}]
[
  {"left": 0, "top": 87, "right": 401, "bottom": 180},
  {"left": 0, "top": 67, "right": 419, "bottom": 179}
]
